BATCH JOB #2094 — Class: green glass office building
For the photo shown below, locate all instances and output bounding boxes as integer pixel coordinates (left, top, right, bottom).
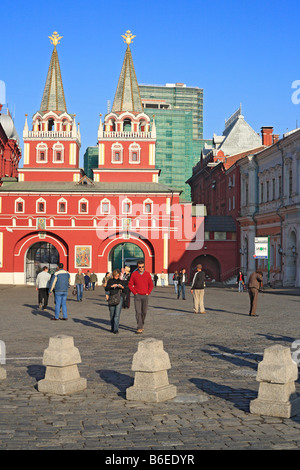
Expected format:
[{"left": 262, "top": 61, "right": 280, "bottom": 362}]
[{"left": 139, "top": 83, "right": 210, "bottom": 201}]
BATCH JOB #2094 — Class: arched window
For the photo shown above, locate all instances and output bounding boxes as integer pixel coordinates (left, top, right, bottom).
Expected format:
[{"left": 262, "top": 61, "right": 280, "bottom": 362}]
[
  {"left": 48, "top": 119, "right": 55, "bottom": 131},
  {"left": 123, "top": 118, "right": 132, "bottom": 132},
  {"left": 143, "top": 198, "right": 153, "bottom": 214},
  {"left": 122, "top": 198, "right": 132, "bottom": 215},
  {"left": 53, "top": 142, "right": 64, "bottom": 163},
  {"left": 15, "top": 198, "right": 25, "bottom": 213},
  {"left": 139, "top": 119, "right": 147, "bottom": 132},
  {"left": 111, "top": 143, "right": 123, "bottom": 164},
  {"left": 79, "top": 198, "right": 89, "bottom": 214},
  {"left": 101, "top": 198, "right": 111, "bottom": 214},
  {"left": 36, "top": 198, "right": 46, "bottom": 214},
  {"left": 36, "top": 143, "right": 48, "bottom": 163},
  {"left": 129, "top": 142, "right": 141, "bottom": 164},
  {"left": 57, "top": 198, "right": 67, "bottom": 213}
]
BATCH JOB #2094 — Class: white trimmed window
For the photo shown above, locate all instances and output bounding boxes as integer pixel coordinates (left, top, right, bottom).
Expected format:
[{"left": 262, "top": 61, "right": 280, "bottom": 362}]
[
  {"left": 36, "top": 198, "right": 46, "bottom": 214},
  {"left": 57, "top": 198, "right": 67, "bottom": 213},
  {"left": 36, "top": 143, "right": 48, "bottom": 163},
  {"left": 15, "top": 198, "right": 25, "bottom": 213},
  {"left": 79, "top": 198, "right": 88, "bottom": 214},
  {"left": 101, "top": 198, "right": 110, "bottom": 214},
  {"left": 129, "top": 142, "right": 141, "bottom": 164},
  {"left": 122, "top": 198, "right": 132, "bottom": 214},
  {"left": 143, "top": 198, "right": 153, "bottom": 214},
  {"left": 111, "top": 143, "right": 123, "bottom": 164},
  {"left": 53, "top": 142, "right": 64, "bottom": 163}
]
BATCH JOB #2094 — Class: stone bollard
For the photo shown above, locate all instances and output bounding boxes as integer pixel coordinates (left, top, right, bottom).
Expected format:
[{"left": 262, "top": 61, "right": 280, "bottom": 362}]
[
  {"left": 126, "top": 338, "right": 177, "bottom": 402},
  {"left": 38, "top": 335, "right": 87, "bottom": 395},
  {"left": 250, "top": 344, "right": 300, "bottom": 418}
]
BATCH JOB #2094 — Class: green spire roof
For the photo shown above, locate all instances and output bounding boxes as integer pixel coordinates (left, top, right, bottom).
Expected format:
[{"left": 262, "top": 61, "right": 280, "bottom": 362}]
[
  {"left": 112, "top": 36, "right": 143, "bottom": 114},
  {"left": 40, "top": 34, "right": 67, "bottom": 114}
]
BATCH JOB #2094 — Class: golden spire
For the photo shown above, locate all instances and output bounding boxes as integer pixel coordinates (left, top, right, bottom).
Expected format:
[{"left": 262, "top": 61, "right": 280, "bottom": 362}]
[
  {"left": 121, "top": 30, "right": 136, "bottom": 47},
  {"left": 48, "top": 31, "right": 63, "bottom": 47}
]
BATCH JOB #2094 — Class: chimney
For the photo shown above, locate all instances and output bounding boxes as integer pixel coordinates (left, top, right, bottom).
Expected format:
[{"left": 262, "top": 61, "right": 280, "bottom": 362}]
[
  {"left": 272, "top": 134, "right": 280, "bottom": 144},
  {"left": 261, "top": 127, "right": 274, "bottom": 146}
]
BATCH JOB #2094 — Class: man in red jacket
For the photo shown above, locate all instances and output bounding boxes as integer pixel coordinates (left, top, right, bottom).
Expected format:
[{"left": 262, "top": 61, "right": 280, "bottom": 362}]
[{"left": 128, "top": 260, "right": 153, "bottom": 334}]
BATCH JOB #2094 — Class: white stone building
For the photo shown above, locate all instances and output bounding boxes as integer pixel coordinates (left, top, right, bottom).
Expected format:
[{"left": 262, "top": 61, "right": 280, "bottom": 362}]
[{"left": 238, "top": 128, "right": 300, "bottom": 287}]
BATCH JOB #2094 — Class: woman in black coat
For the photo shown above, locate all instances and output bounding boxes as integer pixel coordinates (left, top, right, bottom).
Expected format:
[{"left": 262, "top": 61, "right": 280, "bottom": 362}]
[{"left": 105, "top": 269, "right": 126, "bottom": 334}]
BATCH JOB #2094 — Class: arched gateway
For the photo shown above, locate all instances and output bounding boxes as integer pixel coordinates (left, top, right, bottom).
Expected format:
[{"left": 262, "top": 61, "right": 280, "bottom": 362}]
[
  {"left": 109, "top": 242, "right": 144, "bottom": 272},
  {"left": 26, "top": 242, "right": 59, "bottom": 284}
]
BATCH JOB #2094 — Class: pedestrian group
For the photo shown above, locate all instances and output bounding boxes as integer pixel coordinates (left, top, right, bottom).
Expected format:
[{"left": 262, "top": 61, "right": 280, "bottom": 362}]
[{"left": 35, "top": 261, "right": 263, "bottom": 333}]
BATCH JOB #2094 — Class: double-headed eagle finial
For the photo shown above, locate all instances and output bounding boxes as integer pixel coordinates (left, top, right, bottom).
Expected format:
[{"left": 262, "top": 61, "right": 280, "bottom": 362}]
[
  {"left": 49, "top": 31, "right": 63, "bottom": 47},
  {"left": 121, "top": 30, "right": 136, "bottom": 46}
]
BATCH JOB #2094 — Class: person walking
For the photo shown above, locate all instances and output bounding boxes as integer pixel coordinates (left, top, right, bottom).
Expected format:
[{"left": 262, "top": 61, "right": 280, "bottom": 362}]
[
  {"left": 173, "top": 270, "right": 179, "bottom": 295},
  {"left": 90, "top": 271, "right": 98, "bottom": 290},
  {"left": 102, "top": 272, "right": 111, "bottom": 288},
  {"left": 74, "top": 268, "right": 85, "bottom": 302},
  {"left": 236, "top": 270, "right": 245, "bottom": 292},
  {"left": 248, "top": 270, "right": 263, "bottom": 316},
  {"left": 36, "top": 266, "right": 51, "bottom": 310},
  {"left": 122, "top": 266, "right": 131, "bottom": 309},
  {"left": 84, "top": 272, "right": 90, "bottom": 290},
  {"left": 160, "top": 271, "right": 166, "bottom": 287},
  {"left": 128, "top": 260, "right": 153, "bottom": 334},
  {"left": 153, "top": 273, "right": 158, "bottom": 287},
  {"left": 177, "top": 268, "right": 187, "bottom": 300},
  {"left": 49, "top": 263, "right": 70, "bottom": 320},
  {"left": 191, "top": 264, "right": 206, "bottom": 314},
  {"left": 105, "top": 269, "right": 125, "bottom": 334}
]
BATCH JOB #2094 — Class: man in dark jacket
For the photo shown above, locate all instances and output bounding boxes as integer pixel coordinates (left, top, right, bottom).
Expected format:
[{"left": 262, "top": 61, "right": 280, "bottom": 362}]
[
  {"left": 49, "top": 263, "right": 70, "bottom": 320},
  {"left": 177, "top": 268, "right": 187, "bottom": 299},
  {"left": 248, "top": 270, "right": 263, "bottom": 316},
  {"left": 191, "top": 264, "right": 206, "bottom": 314}
]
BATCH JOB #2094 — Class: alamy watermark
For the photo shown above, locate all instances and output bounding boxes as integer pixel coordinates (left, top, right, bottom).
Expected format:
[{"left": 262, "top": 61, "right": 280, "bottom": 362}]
[
  {"left": 95, "top": 200, "right": 205, "bottom": 251},
  {"left": 0, "top": 80, "right": 6, "bottom": 105},
  {"left": 291, "top": 80, "right": 300, "bottom": 104}
]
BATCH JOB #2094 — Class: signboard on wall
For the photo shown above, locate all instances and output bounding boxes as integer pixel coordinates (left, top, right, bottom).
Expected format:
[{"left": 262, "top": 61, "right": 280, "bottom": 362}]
[{"left": 254, "top": 237, "right": 268, "bottom": 259}]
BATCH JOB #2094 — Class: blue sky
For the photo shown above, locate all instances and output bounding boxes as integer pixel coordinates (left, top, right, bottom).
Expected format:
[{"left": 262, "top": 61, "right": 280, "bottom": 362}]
[{"left": 2, "top": 0, "right": 300, "bottom": 166}]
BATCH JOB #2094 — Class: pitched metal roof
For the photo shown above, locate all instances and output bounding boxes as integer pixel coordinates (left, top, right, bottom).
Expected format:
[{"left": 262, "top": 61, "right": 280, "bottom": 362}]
[
  {"left": 0, "top": 180, "right": 182, "bottom": 194},
  {"left": 111, "top": 44, "right": 143, "bottom": 114},
  {"left": 40, "top": 45, "right": 67, "bottom": 114}
]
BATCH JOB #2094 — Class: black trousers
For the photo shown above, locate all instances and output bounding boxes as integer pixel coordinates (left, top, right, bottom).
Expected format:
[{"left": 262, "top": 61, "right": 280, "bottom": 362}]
[{"left": 38, "top": 288, "right": 49, "bottom": 308}]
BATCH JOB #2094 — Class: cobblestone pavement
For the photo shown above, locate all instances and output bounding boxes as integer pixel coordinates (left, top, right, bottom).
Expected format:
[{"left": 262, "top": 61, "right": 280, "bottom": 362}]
[{"left": 0, "top": 283, "right": 300, "bottom": 451}]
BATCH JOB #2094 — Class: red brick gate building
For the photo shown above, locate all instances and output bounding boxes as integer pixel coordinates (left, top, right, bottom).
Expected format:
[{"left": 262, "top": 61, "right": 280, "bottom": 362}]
[{"left": 0, "top": 31, "right": 204, "bottom": 285}]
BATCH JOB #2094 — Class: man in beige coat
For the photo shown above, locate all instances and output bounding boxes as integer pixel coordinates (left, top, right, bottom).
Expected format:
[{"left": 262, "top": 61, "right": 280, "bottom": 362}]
[{"left": 248, "top": 270, "right": 263, "bottom": 316}]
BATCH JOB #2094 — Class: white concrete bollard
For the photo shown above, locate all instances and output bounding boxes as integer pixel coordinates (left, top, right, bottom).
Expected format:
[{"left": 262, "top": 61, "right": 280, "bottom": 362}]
[
  {"left": 38, "top": 335, "right": 87, "bottom": 395},
  {"left": 250, "top": 344, "right": 300, "bottom": 418},
  {"left": 126, "top": 338, "right": 177, "bottom": 402}
]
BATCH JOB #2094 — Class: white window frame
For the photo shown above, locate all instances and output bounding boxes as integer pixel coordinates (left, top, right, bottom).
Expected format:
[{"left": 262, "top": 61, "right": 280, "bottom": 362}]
[
  {"left": 15, "top": 197, "right": 25, "bottom": 213},
  {"left": 143, "top": 198, "right": 153, "bottom": 214},
  {"left": 57, "top": 197, "right": 67, "bottom": 214},
  {"left": 53, "top": 142, "right": 64, "bottom": 164},
  {"left": 79, "top": 198, "right": 89, "bottom": 214},
  {"left": 129, "top": 142, "right": 141, "bottom": 164},
  {"left": 122, "top": 198, "right": 132, "bottom": 215},
  {"left": 36, "top": 197, "right": 46, "bottom": 214},
  {"left": 100, "top": 198, "right": 111, "bottom": 215},
  {"left": 36, "top": 143, "right": 48, "bottom": 163},
  {"left": 111, "top": 142, "right": 123, "bottom": 164}
]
